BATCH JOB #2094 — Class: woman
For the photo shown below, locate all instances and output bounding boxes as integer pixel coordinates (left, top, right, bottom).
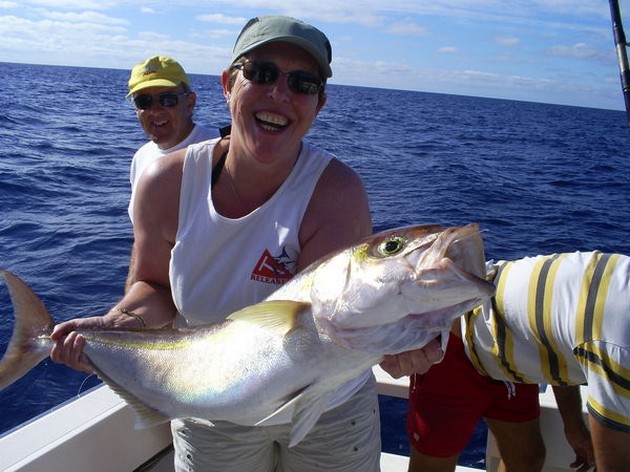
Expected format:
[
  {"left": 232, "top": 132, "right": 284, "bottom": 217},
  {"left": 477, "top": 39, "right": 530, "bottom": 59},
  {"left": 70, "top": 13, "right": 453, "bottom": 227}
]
[{"left": 51, "top": 15, "right": 442, "bottom": 471}]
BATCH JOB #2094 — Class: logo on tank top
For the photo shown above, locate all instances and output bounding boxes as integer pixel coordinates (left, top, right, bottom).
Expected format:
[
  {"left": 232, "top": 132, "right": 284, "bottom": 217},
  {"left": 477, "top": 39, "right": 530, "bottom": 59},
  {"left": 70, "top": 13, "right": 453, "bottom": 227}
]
[{"left": 251, "top": 247, "right": 295, "bottom": 285}]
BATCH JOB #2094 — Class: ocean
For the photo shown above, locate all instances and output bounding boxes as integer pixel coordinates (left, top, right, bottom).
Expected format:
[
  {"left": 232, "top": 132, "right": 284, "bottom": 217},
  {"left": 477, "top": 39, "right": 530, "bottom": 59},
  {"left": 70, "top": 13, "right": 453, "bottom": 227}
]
[{"left": 1, "top": 61, "right": 629, "bottom": 469}]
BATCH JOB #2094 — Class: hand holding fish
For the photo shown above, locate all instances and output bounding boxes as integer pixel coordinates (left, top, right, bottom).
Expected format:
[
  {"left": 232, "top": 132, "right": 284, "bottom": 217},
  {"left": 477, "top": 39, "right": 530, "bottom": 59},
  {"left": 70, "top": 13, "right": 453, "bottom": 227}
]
[
  {"left": 50, "top": 317, "right": 107, "bottom": 373},
  {"left": 380, "top": 339, "right": 445, "bottom": 378},
  {"left": 50, "top": 302, "right": 152, "bottom": 373}
]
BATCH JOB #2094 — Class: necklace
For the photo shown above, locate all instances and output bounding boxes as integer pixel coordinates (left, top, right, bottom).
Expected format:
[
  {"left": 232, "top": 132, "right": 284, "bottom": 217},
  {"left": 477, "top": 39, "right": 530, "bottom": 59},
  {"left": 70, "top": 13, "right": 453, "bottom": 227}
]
[{"left": 224, "top": 156, "right": 249, "bottom": 213}]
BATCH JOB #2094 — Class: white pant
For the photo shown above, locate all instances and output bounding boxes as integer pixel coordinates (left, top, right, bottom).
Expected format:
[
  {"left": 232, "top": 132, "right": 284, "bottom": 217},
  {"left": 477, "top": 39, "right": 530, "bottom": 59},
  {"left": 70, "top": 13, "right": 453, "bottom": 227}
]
[{"left": 171, "top": 376, "right": 381, "bottom": 471}]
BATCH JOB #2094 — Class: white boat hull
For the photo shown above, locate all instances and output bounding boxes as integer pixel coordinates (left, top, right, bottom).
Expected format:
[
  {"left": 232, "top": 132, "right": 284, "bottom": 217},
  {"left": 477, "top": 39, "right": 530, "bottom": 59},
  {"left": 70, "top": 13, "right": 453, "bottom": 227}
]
[{"left": 0, "top": 367, "right": 587, "bottom": 471}]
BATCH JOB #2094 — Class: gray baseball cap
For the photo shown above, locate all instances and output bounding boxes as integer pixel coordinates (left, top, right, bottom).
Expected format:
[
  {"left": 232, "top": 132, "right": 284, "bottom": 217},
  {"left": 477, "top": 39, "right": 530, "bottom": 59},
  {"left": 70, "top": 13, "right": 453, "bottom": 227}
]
[{"left": 231, "top": 15, "right": 333, "bottom": 78}]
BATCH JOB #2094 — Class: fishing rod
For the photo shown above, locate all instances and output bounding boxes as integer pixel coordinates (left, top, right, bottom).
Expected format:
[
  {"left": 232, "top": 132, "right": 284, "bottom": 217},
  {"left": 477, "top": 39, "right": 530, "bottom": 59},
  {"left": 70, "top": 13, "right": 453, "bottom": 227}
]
[{"left": 609, "top": 0, "right": 630, "bottom": 126}]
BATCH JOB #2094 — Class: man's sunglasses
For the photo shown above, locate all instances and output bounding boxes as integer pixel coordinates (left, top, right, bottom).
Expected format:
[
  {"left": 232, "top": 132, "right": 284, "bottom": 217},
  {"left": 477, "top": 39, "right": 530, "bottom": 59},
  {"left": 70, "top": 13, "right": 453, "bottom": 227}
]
[
  {"left": 132, "top": 91, "right": 189, "bottom": 110},
  {"left": 232, "top": 60, "right": 323, "bottom": 96}
]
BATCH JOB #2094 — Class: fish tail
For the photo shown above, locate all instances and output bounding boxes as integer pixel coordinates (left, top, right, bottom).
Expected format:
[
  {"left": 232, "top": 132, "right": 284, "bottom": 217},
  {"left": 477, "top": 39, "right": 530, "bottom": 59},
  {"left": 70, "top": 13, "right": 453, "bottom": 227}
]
[{"left": 0, "top": 270, "right": 55, "bottom": 390}]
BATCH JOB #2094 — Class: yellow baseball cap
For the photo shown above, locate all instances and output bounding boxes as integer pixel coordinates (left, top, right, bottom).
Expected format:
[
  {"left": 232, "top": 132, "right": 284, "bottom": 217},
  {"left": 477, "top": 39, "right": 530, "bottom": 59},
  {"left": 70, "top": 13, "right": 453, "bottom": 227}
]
[{"left": 127, "top": 56, "right": 190, "bottom": 97}]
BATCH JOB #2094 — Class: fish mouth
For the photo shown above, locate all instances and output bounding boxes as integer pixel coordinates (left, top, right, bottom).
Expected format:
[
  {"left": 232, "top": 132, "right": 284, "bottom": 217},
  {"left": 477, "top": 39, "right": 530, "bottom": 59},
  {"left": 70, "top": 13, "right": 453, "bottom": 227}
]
[
  {"left": 415, "top": 223, "right": 487, "bottom": 280},
  {"left": 443, "top": 224, "right": 487, "bottom": 279},
  {"left": 400, "top": 223, "right": 494, "bottom": 320}
]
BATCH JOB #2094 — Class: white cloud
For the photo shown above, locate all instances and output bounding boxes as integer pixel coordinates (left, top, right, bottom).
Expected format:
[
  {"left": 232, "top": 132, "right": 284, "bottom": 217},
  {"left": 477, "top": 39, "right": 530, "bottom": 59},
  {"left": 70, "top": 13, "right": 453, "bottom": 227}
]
[
  {"left": 196, "top": 13, "right": 248, "bottom": 25},
  {"left": 20, "top": 0, "right": 107, "bottom": 10},
  {"left": 547, "top": 42, "right": 610, "bottom": 61},
  {"left": 461, "top": 69, "right": 500, "bottom": 81},
  {"left": 507, "top": 74, "right": 553, "bottom": 88},
  {"left": 385, "top": 21, "right": 429, "bottom": 36},
  {"left": 39, "top": 10, "right": 128, "bottom": 25},
  {"left": 495, "top": 36, "right": 520, "bottom": 47}
]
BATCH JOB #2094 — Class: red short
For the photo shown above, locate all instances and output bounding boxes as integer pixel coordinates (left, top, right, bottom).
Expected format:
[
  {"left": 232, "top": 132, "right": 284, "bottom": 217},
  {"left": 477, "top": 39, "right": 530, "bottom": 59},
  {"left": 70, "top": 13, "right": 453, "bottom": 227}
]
[{"left": 407, "top": 333, "right": 540, "bottom": 458}]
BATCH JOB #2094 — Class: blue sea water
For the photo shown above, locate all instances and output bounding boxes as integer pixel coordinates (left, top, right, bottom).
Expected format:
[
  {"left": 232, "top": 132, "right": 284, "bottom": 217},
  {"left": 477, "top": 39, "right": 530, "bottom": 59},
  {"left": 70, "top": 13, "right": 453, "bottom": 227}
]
[{"left": 1, "top": 61, "right": 629, "bottom": 468}]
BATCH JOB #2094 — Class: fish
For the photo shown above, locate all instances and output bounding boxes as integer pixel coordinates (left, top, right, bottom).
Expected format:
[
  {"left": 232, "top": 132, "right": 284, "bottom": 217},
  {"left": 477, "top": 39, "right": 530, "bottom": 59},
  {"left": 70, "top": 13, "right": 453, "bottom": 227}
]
[{"left": 0, "top": 223, "right": 494, "bottom": 446}]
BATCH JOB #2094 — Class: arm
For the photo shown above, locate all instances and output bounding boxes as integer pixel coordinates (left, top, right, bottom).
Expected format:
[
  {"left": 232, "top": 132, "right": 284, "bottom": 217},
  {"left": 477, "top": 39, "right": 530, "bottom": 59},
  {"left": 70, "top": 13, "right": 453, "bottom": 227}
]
[
  {"left": 297, "top": 158, "right": 372, "bottom": 269},
  {"left": 119, "top": 149, "right": 184, "bottom": 327},
  {"left": 552, "top": 385, "right": 595, "bottom": 472},
  {"left": 124, "top": 246, "right": 136, "bottom": 293},
  {"left": 50, "top": 150, "right": 185, "bottom": 371}
]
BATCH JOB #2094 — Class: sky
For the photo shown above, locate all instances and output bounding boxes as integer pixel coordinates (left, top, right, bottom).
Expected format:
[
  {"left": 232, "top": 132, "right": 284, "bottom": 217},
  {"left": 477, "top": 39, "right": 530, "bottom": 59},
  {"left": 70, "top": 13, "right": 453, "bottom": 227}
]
[{"left": 1, "top": 0, "right": 628, "bottom": 111}]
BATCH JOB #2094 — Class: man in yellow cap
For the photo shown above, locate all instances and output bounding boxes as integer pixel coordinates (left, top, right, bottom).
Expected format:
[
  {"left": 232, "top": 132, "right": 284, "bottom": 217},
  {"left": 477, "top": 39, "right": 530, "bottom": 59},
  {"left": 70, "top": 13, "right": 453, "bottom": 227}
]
[
  {"left": 125, "top": 56, "right": 222, "bottom": 289},
  {"left": 126, "top": 55, "right": 220, "bottom": 222}
]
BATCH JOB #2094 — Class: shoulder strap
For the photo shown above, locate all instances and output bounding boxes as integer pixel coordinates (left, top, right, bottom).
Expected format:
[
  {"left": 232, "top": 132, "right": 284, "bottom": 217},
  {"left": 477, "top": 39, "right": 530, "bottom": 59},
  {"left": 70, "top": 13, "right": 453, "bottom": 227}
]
[
  {"left": 219, "top": 124, "right": 231, "bottom": 138},
  {"left": 211, "top": 139, "right": 229, "bottom": 186}
]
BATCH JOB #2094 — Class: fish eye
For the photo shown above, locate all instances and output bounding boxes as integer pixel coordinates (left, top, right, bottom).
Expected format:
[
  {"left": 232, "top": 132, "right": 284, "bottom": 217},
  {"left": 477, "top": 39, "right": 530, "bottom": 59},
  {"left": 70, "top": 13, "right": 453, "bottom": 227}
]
[{"left": 378, "top": 236, "right": 406, "bottom": 256}]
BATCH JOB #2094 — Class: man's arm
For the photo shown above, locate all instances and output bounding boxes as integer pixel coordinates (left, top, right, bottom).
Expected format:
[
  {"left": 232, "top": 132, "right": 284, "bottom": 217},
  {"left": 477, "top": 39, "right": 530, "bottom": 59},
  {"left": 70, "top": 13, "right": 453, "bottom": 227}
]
[{"left": 552, "top": 385, "right": 595, "bottom": 472}]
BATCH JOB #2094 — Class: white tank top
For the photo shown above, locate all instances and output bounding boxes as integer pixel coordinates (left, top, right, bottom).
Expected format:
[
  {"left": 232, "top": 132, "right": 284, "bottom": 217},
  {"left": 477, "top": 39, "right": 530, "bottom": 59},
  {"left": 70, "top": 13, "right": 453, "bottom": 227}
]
[
  {"left": 170, "top": 138, "right": 372, "bottom": 412},
  {"left": 170, "top": 138, "right": 332, "bottom": 326},
  {"left": 128, "top": 124, "right": 219, "bottom": 222}
]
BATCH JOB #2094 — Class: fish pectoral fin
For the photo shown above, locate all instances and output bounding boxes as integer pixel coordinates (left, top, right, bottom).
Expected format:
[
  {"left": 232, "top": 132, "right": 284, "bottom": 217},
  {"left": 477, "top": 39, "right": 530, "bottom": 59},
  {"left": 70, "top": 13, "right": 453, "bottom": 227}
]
[
  {"left": 254, "top": 395, "right": 300, "bottom": 428},
  {"left": 288, "top": 388, "right": 330, "bottom": 448},
  {"left": 255, "top": 384, "right": 330, "bottom": 448},
  {"left": 94, "top": 368, "right": 169, "bottom": 429},
  {"left": 227, "top": 300, "right": 309, "bottom": 335}
]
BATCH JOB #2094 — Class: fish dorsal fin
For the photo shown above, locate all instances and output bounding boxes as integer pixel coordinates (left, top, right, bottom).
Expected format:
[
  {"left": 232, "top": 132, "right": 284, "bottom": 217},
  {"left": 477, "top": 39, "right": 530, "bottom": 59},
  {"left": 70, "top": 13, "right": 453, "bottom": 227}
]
[
  {"left": 226, "top": 300, "right": 309, "bottom": 335},
  {"left": 94, "top": 368, "right": 170, "bottom": 429}
]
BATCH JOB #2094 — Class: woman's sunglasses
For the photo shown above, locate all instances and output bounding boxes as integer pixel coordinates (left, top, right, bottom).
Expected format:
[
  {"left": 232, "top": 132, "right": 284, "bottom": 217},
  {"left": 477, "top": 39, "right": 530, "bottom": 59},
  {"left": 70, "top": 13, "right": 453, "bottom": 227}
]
[
  {"left": 132, "top": 91, "right": 189, "bottom": 110},
  {"left": 233, "top": 60, "right": 323, "bottom": 96}
]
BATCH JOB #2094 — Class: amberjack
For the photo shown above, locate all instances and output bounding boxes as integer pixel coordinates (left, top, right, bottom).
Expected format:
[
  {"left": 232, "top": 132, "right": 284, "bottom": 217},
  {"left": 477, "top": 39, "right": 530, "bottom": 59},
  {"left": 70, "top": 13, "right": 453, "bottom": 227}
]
[{"left": 0, "top": 223, "right": 494, "bottom": 446}]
